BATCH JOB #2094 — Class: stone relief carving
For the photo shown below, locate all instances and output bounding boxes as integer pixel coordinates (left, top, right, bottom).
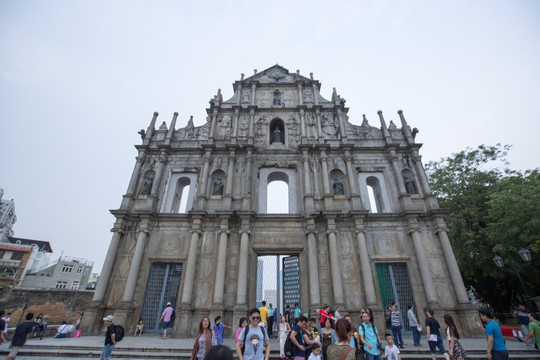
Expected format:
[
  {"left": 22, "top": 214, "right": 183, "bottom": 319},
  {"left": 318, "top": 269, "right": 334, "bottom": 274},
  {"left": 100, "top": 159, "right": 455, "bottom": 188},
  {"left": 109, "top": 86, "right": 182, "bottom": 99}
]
[
  {"left": 255, "top": 116, "right": 266, "bottom": 145},
  {"left": 321, "top": 113, "right": 339, "bottom": 139},
  {"left": 287, "top": 117, "right": 299, "bottom": 147},
  {"left": 195, "top": 123, "right": 209, "bottom": 140},
  {"left": 241, "top": 90, "right": 251, "bottom": 104},
  {"left": 267, "top": 71, "right": 287, "bottom": 82},
  {"left": 375, "top": 237, "right": 399, "bottom": 255},
  {"left": 239, "top": 115, "right": 249, "bottom": 137},
  {"left": 305, "top": 113, "right": 316, "bottom": 138},
  {"left": 303, "top": 88, "right": 314, "bottom": 103},
  {"left": 218, "top": 114, "right": 232, "bottom": 139}
]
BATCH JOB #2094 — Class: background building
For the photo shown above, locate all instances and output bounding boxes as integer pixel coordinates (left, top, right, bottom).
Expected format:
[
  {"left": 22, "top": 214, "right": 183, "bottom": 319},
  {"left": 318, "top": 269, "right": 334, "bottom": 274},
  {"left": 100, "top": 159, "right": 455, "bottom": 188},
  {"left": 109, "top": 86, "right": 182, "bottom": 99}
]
[
  {"left": 20, "top": 255, "right": 93, "bottom": 290},
  {"left": 0, "top": 242, "right": 33, "bottom": 288},
  {"left": 82, "top": 65, "right": 478, "bottom": 337},
  {"left": 0, "top": 189, "right": 17, "bottom": 243}
]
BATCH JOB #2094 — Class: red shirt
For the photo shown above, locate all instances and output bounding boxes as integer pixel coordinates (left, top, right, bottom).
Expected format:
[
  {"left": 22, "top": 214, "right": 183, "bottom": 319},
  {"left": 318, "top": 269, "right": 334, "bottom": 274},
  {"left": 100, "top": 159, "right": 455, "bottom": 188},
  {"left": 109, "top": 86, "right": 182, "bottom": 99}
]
[{"left": 319, "top": 309, "right": 331, "bottom": 325}]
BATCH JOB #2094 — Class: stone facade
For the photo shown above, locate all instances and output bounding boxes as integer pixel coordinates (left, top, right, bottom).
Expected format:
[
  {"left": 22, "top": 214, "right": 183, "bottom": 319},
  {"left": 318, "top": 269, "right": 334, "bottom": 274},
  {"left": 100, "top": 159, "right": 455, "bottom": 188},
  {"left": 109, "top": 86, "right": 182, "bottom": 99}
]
[{"left": 82, "top": 65, "right": 479, "bottom": 337}]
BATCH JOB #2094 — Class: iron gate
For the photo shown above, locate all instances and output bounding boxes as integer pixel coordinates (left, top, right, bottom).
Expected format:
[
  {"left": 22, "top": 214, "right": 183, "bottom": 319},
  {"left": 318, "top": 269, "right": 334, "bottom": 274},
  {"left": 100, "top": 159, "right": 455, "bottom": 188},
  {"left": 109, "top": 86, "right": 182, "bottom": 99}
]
[
  {"left": 375, "top": 263, "right": 416, "bottom": 333},
  {"left": 140, "top": 263, "right": 183, "bottom": 333},
  {"left": 282, "top": 255, "right": 300, "bottom": 310}
]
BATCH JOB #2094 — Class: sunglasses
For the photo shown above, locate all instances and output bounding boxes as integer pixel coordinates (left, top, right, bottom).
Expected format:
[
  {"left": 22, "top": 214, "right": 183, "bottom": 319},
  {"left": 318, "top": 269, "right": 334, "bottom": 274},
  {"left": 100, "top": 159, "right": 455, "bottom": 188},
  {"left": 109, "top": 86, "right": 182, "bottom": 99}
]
[{"left": 251, "top": 316, "right": 261, "bottom": 320}]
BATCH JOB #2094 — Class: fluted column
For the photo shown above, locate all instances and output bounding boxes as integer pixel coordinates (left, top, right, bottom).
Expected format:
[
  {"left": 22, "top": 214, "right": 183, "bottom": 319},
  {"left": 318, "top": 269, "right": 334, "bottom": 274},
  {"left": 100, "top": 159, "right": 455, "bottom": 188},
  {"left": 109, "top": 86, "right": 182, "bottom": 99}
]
[
  {"left": 181, "top": 230, "right": 201, "bottom": 304},
  {"left": 345, "top": 152, "right": 362, "bottom": 208},
  {"left": 213, "top": 229, "right": 229, "bottom": 304},
  {"left": 146, "top": 152, "right": 167, "bottom": 211},
  {"left": 307, "top": 232, "right": 321, "bottom": 306},
  {"left": 223, "top": 150, "right": 235, "bottom": 208},
  {"left": 93, "top": 229, "right": 123, "bottom": 302},
  {"left": 122, "top": 229, "right": 149, "bottom": 303},
  {"left": 328, "top": 230, "right": 344, "bottom": 304},
  {"left": 242, "top": 150, "right": 253, "bottom": 210},
  {"left": 356, "top": 230, "right": 377, "bottom": 305},
  {"left": 437, "top": 228, "right": 469, "bottom": 304},
  {"left": 410, "top": 228, "right": 438, "bottom": 304},
  {"left": 248, "top": 109, "right": 255, "bottom": 139},
  {"left": 236, "top": 230, "right": 250, "bottom": 304},
  {"left": 297, "top": 82, "right": 304, "bottom": 106}
]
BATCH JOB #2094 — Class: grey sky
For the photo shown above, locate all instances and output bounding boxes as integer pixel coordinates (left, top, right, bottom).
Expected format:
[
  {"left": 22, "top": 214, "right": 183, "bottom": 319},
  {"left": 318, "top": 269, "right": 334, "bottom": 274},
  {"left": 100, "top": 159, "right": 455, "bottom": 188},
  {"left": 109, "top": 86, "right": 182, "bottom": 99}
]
[{"left": 1, "top": 1, "right": 539, "bottom": 274}]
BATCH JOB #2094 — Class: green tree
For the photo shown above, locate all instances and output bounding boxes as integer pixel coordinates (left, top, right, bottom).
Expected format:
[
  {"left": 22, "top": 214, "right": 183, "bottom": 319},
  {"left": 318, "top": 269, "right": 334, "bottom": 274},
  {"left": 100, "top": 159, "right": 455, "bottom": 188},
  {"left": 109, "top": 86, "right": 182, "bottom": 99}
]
[{"left": 425, "top": 144, "right": 540, "bottom": 312}]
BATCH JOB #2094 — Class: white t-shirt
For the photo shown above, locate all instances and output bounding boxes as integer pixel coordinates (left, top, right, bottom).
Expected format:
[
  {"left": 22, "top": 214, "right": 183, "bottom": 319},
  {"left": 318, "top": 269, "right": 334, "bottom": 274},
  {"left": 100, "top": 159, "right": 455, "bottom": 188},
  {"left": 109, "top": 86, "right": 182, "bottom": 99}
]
[
  {"left": 57, "top": 324, "right": 69, "bottom": 334},
  {"left": 385, "top": 344, "right": 400, "bottom": 360},
  {"left": 308, "top": 353, "right": 321, "bottom": 360}
]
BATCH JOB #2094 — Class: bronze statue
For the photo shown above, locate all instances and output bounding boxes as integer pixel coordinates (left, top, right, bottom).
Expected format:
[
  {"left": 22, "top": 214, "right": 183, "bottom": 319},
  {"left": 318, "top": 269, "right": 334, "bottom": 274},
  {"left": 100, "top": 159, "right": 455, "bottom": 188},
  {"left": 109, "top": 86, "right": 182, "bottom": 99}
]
[
  {"left": 141, "top": 176, "right": 153, "bottom": 195},
  {"left": 273, "top": 128, "right": 282, "bottom": 143},
  {"left": 333, "top": 178, "right": 344, "bottom": 195},
  {"left": 212, "top": 178, "right": 224, "bottom": 195}
]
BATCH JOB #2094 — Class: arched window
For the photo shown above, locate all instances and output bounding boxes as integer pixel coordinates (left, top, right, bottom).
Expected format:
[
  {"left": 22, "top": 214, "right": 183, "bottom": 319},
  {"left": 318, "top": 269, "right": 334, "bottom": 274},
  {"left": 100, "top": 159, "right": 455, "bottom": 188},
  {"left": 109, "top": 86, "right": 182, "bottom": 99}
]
[
  {"left": 258, "top": 168, "right": 298, "bottom": 214},
  {"left": 366, "top": 176, "right": 385, "bottom": 213},
  {"left": 171, "top": 177, "right": 191, "bottom": 213},
  {"left": 270, "top": 118, "right": 285, "bottom": 144},
  {"left": 267, "top": 179, "right": 289, "bottom": 213}
]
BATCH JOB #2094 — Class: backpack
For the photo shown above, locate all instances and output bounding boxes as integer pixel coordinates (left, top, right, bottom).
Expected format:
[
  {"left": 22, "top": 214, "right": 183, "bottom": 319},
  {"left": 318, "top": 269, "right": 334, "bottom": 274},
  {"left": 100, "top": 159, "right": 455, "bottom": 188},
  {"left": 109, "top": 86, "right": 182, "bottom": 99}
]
[
  {"left": 114, "top": 324, "right": 125, "bottom": 342},
  {"left": 170, "top": 310, "right": 176, "bottom": 322},
  {"left": 284, "top": 331, "right": 295, "bottom": 359}
]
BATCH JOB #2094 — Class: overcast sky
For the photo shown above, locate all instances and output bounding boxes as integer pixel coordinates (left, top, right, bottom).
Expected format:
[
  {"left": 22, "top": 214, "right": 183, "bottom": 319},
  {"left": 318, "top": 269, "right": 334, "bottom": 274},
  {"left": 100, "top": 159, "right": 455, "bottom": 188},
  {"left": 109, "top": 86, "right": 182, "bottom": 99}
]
[{"left": 1, "top": 1, "right": 539, "bottom": 274}]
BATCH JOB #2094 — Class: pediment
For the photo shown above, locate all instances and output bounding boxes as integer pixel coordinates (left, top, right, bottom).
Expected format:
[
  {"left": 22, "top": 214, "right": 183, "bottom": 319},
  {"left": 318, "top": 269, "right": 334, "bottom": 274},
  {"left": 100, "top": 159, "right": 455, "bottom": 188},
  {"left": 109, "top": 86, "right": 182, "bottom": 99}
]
[{"left": 242, "top": 64, "right": 312, "bottom": 84}]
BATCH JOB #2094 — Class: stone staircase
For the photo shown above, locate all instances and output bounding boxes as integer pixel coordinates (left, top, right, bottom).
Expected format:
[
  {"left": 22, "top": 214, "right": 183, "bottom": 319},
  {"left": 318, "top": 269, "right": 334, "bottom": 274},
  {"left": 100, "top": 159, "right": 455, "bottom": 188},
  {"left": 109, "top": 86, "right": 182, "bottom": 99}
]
[{"left": 1, "top": 344, "right": 539, "bottom": 360}]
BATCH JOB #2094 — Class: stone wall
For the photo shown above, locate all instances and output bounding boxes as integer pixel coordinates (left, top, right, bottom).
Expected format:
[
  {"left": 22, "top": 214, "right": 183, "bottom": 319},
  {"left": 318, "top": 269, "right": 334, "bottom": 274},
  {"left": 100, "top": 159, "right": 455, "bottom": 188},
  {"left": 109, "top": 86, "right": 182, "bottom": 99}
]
[{"left": 0, "top": 287, "right": 94, "bottom": 328}]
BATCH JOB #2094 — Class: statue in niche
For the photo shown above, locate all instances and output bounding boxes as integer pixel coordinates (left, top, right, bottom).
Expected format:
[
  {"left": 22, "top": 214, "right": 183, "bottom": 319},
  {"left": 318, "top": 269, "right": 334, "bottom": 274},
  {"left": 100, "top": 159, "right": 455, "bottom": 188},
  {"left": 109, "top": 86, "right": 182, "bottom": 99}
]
[
  {"left": 404, "top": 176, "right": 417, "bottom": 194},
  {"left": 402, "top": 154, "right": 411, "bottom": 168},
  {"left": 273, "top": 128, "right": 282, "bottom": 143},
  {"left": 333, "top": 178, "right": 344, "bottom": 195},
  {"left": 212, "top": 178, "right": 224, "bottom": 196},
  {"left": 141, "top": 175, "right": 154, "bottom": 195},
  {"left": 273, "top": 91, "right": 281, "bottom": 106}
]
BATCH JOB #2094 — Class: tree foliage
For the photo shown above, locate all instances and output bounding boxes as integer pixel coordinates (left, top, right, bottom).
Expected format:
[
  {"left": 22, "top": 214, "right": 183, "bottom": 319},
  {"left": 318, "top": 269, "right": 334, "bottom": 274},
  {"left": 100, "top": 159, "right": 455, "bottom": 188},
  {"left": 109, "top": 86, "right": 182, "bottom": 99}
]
[{"left": 425, "top": 144, "right": 540, "bottom": 312}]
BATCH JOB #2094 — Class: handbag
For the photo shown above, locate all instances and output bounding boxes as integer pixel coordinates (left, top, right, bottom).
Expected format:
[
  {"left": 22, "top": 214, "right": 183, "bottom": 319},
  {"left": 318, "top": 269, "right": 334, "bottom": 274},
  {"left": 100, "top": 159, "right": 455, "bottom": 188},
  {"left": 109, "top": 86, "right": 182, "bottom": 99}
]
[{"left": 73, "top": 330, "right": 82, "bottom": 338}]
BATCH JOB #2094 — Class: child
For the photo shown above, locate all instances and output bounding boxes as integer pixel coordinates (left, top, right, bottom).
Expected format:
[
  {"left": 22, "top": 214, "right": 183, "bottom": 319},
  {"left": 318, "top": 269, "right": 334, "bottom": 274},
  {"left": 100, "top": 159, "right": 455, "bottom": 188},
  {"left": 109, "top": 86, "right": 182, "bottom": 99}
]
[
  {"left": 384, "top": 333, "right": 401, "bottom": 360},
  {"left": 214, "top": 315, "right": 232, "bottom": 345},
  {"left": 309, "top": 318, "right": 320, "bottom": 342},
  {"left": 308, "top": 343, "right": 322, "bottom": 360},
  {"left": 134, "top": 319, "right": 144, "bottom": 336}
]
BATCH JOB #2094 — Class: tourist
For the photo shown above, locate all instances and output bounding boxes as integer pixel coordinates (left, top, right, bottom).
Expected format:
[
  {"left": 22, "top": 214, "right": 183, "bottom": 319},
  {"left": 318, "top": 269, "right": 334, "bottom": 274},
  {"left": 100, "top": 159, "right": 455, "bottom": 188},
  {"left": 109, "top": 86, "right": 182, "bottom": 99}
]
[
  {"left": 359, "top": 310, "right": 383, "bottom": 360},
  {"left": 284, "top": 305, "right": 291, "bottom": 327},
  {"left": 54, "top": 321, "right": 70, "bottom": 338},
  {"left": 344, "top": 315, "right": 359, "bottom": 351},
  {"left": 321, "top": 317, "right": 338, "bottom": 360},
  {"left": 522, "top": 313, "right": 540, "bottom": 350},
  {"left": 294, "top": 304, "right": 302, "bottom": 323},
  {"left": 303, "top": 318, "right": 322, "bottom": 358},
  {"left": 214, "top": 315, "right": 232, "bottom": 345},
  {"left": 236, "top": 317, "right": 248, "bottom": 343},
  {"left": 384, "top": 333, "right": 401, "bottom": 360},
  {"left": 278, "top": 315, "right": 291, "bottom": 360},
  {"left": 235, "top": 308, "right": 270, "bottom": 360},
  {"left": 479, "top": 308, "right": 508, "bottom": 360},
  {"left": 259, "top": 301, "right": 269, "bottom": 328},
  {"left": 326, "top": 319, "right": 355, "bottom": 360},
  {"left": 5, "top": 312, "right": 34, "bottom": 360},
  {"left": 425, "top": 308, "right": 450, "bottom": 360},
  {"left": 513, "top": 303, "right": 533, "bottom": 347},
  {"left": 204, "top": 345, "right": 234, "bottom": 360},
  {"left": 290, "top": 316, "right": 308, "bottom": 360},
  {"left": 66, "top": 322, "right": 76, "bottom": 337},
  {"left": 308, "top": 343, "right": 322, "bottom": 360},
  {"left": 133, "top": 319, "right": 144, "bottom": 336},
  {"left": 316, "top": 305, "right": 337, "bottom": 329},
  {"left": 387, "top": 302, "right": 404, "bottom": 348},
  {"left": 100, "top": 315, "right": 116, "bottom": 360},
  {"left": 267, "top": 304, "right": 275, "bottom": 336},
  {"left": 32, "top": 313, "right": 44, "bottom": 337},
  {"left": 407, "top": 305, "right": 421, "bottom": 346},
  {"left": 159, "top": 302, "right": 174, "bottom": 339},
  {"left": 0, "top": 310, "right": 6, "bottom": 345},
  {"left": 191, "top": 317, "right": 217, "bottom": 360},
  {"left": 334, "top": 306, "right": 342, "bottom": 320},
  {"left": 444, "top": 314, "right": 467, "bottom": 360}
]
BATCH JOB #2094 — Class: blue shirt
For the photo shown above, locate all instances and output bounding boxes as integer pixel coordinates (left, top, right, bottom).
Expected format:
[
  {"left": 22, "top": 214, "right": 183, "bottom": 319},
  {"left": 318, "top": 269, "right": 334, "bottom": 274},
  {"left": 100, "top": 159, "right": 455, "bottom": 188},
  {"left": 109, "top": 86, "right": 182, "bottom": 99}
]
[
  {"left": 485, "top": 320, "right": 507, "bottom": 351},
  {"left": 359, "top": 322, "right": 380, "bottom": 355},
  {"left": 268, "top": 308, "right": 274, "bottom": 317}
]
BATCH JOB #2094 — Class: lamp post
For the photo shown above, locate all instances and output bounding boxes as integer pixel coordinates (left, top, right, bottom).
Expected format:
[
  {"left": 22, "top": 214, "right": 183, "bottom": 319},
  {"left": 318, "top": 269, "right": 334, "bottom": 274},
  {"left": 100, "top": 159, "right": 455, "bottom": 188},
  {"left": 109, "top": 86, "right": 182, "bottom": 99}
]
[{"left": 493, "top": 248, "right": 532, "bottom": 307}]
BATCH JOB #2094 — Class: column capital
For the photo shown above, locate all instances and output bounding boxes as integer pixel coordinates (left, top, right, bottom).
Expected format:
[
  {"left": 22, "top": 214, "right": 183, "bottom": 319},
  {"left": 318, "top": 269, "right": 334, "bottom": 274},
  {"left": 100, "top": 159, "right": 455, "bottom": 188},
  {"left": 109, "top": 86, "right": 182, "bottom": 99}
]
[
  {"left": 240, "top": 229, "right": 251, "bottom": 235},
  {"left": 137, "top": 228, "right": 151, "bottom": 236},
  {"left": 110, "top": 228, "right": 125, "bottom": 235},
  {"left": 355, "top": 229, "right": 366, "bottom": 235},
  {"left": 435, "top": 226, "right": 449, "bottom": 234},
  {"left": 407, "top": 225, "right": 420, "bottom": 235}
]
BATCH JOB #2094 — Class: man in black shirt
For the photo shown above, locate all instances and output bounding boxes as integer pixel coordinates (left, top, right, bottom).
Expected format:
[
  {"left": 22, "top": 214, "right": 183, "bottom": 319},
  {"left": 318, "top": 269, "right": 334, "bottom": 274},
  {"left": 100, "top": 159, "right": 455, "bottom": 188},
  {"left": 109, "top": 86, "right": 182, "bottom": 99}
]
[
  {"left": 100, "top": 315, "right": 116, "bottom": 360},
  {"left": 6, "top": 312, "right": 34, "bottom": 360}
]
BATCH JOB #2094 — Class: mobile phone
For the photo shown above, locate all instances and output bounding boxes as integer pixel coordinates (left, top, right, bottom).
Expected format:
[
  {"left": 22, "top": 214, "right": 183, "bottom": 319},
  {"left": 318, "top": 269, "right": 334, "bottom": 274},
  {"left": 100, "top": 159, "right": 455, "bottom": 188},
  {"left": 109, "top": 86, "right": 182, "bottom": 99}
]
[{"left": 472, "top": 316, "right": 477, "bottom": 322}]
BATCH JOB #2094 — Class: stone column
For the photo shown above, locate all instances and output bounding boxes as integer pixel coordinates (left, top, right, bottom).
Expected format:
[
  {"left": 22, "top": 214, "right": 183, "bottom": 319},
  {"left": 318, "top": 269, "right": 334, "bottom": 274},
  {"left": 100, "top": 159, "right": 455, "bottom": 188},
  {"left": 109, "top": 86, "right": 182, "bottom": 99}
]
[
  {"left": 297, "top": 82, "right": 304, "bottom": 106},
  {"left": 302, "top": 151, "right": 314, "bottom": 212},
  {"left": 299, "top": 109, "right": 306, "bottom": 138},
  {"left": 409, "top": 228, "right": 438, "bottom": 304},
  {"left": 307, "top": 232, "right": 321, "bottom": 306},
  {"left": 196, "top": 151, "right": 211, "bottom": 209},
  {"left": 236, "top": 230, "right": 250, "bottom": 305},
  {"left": 336, "top": 109, "right": 347, "bottom": 141},
  {"left": 328, "top": 230, "right": 344, "bottom": 305},
  {"left": 320, "top": 151, "right": 330, "bottom": 195},
  {"left": 232, "top": 109, "right": 240, "bottom": 138},
  {"left": 356, "top": 230, "right": 377, "bottom": 305},
  {"left": 213, "top": 228, "right": 229, "bottom": 304},
  {"left": 122, "top": 229, "right": 149, "bottom": 303},
  {"left": 251, "top": 84, "right": 256, "bottom": 106},
  {"left": 223, "top": 150, "right": 235, "bottom": 208},
  {"left": 93, "top": 229, "right": 123, "bottom": 302},
  {"left": 437, "top": 228, "right": 470, "bottom": 304},
  {"left": 146, "top": 152, "right": 167, "bottom": 211},
  {"left": 412, "top": 154, "right": 432, "bottom": 195},
  {"left": 312, "top": 83, "right": 319, "bottom": 105},
  {"left": 388, "top": 153, "right": 407, "bottom": 195},
  {"left": 242, "top": 150, "right": 253, "bottom": 210},
  {"left": 126, "top": 156, "right": 144, "bottom": 197},
  {"left": 181, "top": 230, "right": 201, "bottom": 304},
  {"left": 315, "top": 109, "right": 322, "bottom": 139},
  {"left": 209, "top": 110, "right": 218, "bottom": 140},
  {"left": 345, "top": 152, "right": 362, "bottom": 209}
]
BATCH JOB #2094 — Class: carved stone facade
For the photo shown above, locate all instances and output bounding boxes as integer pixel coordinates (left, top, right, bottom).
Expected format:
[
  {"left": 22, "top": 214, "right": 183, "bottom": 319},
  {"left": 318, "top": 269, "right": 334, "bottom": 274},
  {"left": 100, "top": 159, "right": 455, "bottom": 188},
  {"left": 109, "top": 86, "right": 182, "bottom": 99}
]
[{"left": 81, "top": 65, "right": 478, "bottom": 337}]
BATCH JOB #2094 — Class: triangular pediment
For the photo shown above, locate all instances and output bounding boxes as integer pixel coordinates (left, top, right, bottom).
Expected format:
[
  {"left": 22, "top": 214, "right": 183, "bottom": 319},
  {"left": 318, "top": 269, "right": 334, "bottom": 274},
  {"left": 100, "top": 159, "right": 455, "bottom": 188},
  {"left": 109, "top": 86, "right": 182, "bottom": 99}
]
[{"left": 242, "top": 64, "right": 313, "bottom": 84}]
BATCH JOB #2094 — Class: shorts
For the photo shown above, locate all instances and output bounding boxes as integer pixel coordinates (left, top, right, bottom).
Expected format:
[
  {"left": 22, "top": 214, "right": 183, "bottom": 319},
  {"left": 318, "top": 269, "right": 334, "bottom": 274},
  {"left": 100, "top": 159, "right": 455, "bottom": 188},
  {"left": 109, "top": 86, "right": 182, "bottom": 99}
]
[
  {"left": 162, "top": 321, "right": 170, "bottom": 329},
  {"left": 490, "top": 350, "right": 508, "bottom": 360},
  {"left": 8, "top": 346, "right": 21, "bottom": 358},
  {"left": 100, "top": 344, "right": 115, "bottom": 360},
  {"left": 55, "top": 333, "right": 66, "bottom": 338}
]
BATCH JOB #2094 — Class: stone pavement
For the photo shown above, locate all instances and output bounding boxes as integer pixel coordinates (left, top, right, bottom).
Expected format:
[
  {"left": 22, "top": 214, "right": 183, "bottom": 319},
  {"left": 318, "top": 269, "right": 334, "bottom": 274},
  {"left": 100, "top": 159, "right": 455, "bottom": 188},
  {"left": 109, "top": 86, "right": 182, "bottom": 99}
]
[{"left": 0, "top": 333, "right": 537, "bottom": 359}]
